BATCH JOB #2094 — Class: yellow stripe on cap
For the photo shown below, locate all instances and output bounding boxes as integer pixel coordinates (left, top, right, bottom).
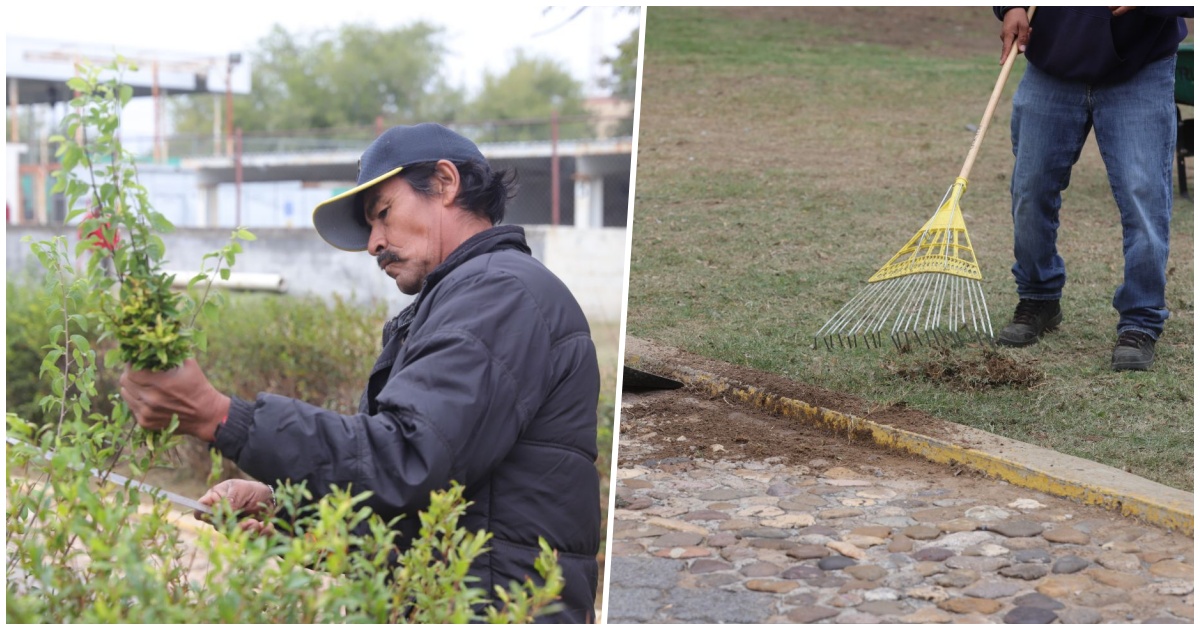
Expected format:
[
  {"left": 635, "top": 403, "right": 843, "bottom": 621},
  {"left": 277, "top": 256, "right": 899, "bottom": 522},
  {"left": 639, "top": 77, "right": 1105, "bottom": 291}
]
[{"left": 311, "top": 165, "right": 407, "bottom": 252}]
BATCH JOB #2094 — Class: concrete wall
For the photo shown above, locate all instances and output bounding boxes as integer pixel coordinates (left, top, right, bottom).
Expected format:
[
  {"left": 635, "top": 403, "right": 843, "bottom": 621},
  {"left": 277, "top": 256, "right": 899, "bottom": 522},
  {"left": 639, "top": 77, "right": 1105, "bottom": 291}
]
[{"left": 6, "top": 224, "right": 628, "bottom": 323}]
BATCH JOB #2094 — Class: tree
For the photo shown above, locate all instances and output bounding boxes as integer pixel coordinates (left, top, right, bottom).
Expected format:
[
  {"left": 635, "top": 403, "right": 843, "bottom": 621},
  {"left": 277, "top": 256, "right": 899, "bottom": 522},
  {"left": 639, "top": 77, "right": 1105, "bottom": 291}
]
[
  {"left": 464, "top": 52, "right": 588, "bottom": 142},
  {"left": 604, "top": 26, "right": 640, "bottom": 103},
  {"left": 171, "top": 22, "right": 465, "bottom": 135}
]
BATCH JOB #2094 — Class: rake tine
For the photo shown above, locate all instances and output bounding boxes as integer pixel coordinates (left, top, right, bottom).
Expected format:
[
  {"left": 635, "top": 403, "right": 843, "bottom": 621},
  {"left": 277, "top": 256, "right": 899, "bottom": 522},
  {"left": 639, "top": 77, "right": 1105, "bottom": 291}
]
[{"left": 815, "top": 180, "right": 993, "bottom": 353}]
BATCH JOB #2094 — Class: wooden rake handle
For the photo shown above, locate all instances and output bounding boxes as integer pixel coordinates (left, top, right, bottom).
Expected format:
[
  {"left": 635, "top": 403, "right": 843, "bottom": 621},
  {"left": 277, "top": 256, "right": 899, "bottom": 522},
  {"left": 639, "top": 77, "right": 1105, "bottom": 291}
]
[{"left": 958, "top": 6, "right": 1037, "bottom": 182}]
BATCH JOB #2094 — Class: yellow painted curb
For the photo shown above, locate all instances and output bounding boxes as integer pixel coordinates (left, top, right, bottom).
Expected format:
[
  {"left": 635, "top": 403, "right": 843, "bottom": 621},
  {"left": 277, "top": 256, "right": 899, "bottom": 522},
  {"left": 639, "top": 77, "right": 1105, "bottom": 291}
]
[{"left": 624, "top": 338, "right": 1193, "bottom": 536}]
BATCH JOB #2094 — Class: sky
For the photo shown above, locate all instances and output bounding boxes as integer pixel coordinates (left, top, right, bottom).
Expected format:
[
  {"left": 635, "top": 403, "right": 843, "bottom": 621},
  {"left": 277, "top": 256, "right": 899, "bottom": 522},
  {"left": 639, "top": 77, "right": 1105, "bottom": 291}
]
[{"left": 6, "top": 3, "right": 641, "bottom": 136}]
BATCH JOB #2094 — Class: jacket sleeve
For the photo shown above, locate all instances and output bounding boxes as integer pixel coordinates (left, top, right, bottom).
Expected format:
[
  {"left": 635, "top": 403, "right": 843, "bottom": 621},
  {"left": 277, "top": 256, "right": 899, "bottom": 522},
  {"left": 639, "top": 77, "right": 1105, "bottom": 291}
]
[{"left": 213, "top": 267, "right": 553, "bottom": 521}]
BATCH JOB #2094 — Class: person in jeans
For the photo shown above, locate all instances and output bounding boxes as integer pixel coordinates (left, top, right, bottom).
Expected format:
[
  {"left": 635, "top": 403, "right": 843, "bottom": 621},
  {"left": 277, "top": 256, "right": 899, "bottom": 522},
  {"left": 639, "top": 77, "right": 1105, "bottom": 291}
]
[{"left": 993, "top": 6, "right": 1192, "bottom": 370}]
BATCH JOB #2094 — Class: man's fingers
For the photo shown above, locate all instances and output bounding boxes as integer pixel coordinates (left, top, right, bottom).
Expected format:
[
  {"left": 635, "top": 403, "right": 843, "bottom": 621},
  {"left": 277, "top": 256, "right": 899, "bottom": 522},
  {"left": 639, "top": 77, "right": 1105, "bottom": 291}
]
[
  {"left": 120, "top": 386, "right": 150, "bottom": 426},
  {"left": 238, "top": 518, "right": 276, "bottom": 535},
  {"left": 1000, "top": 29, "right": 1029, "bottom": 64},
  {"left": 999, "top": 8, "right": 1030, "bottom": 65}
]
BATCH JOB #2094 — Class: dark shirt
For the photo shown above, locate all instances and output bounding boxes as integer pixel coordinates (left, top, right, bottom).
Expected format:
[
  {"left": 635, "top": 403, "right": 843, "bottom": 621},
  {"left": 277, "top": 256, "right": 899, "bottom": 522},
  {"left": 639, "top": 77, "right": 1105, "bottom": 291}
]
[{"left": 994, "top": 6, "right": 1193, "bottom": 84}]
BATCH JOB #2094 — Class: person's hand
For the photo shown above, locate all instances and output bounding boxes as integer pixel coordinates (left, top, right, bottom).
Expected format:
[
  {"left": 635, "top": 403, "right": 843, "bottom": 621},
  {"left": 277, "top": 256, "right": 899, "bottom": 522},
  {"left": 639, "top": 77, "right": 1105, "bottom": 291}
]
[
  {"left": 999, "top": 7, "right": 1031, "bottom": 65},
  {"left": 1110, "top": 6, "right": 1136, "bottom": 17},
  {"left": 196, "top": 479, "right": 277, "bottom": 535},
  {"left": 120, "top": 358, "right": 230, "bottom": 442}
]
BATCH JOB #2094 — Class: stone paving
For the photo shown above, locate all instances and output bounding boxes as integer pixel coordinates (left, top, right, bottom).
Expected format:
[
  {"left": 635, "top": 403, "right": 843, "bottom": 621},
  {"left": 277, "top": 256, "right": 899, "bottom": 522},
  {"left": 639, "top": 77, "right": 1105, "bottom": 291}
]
[{"left": 606, "top": 402, "right": 1194, "bottom": 623}]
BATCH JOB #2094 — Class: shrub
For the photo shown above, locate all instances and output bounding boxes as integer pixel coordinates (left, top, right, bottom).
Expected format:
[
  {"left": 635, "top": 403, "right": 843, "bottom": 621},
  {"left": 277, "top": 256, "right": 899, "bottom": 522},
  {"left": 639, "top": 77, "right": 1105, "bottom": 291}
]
[
  {"left": 199, "top": 293, "right": 384, "bottom": 414},
  {"left": 6, "top": 431, "right": 563, "bottom": 625}
]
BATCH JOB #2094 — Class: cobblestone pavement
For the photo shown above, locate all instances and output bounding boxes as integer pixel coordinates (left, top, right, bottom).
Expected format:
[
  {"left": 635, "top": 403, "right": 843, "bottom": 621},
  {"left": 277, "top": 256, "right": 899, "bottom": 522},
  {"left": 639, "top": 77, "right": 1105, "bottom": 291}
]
[{"left": 606, "top": 395, "right": 1194, "bottom": 624}]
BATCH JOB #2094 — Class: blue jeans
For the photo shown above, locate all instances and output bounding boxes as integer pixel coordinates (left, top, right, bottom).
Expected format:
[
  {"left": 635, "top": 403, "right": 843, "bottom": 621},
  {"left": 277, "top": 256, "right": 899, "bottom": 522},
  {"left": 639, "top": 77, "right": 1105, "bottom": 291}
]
[{"left": 1009, "top": 55, "right": 1176, "bottom": 339}]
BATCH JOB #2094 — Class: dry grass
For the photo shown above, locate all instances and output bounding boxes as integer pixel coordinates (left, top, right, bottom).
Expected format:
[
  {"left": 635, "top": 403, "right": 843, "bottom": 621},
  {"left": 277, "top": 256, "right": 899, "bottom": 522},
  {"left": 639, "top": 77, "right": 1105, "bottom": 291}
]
[{"left": 628, "top": 7, "right": 1193, "bottom": 489}]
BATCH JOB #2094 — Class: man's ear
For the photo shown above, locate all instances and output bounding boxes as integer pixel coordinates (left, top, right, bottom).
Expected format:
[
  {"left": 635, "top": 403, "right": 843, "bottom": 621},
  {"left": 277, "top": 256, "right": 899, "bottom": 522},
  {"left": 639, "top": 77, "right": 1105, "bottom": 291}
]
[{"left": 433, "top": 160, "right": 461, "bottom": 207}]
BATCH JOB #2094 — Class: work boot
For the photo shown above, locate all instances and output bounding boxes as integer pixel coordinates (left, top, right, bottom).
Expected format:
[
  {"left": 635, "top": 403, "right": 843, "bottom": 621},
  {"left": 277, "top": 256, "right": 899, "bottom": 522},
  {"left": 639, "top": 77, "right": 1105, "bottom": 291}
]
[
  {"left": 996, "top": 299, "right": 1062, "bottom": 347},
  {"left": 1111, "top": 330, "right": 1156, "bottom": 371}
]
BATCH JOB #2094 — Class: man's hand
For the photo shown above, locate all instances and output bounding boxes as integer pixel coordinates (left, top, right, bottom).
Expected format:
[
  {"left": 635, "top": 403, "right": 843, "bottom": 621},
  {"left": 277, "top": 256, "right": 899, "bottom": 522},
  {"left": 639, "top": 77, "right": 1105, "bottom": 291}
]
[
  {"left": 196, "top": 479, "right": 277, "bottom": 534},
  {"left": 1110, "top": 7, "right": 1136, "bottom": 17},
  {"left": 1000, "top": 7, "right": 1031, "bottom": 65},
  {"left": 120, "top": 358, "right": 230, "bottom": 443}
]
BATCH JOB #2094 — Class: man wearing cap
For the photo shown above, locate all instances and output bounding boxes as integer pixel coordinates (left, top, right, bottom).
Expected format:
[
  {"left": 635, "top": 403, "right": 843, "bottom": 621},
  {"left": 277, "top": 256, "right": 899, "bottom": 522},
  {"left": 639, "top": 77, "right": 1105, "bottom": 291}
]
[{"left": 120, "top": 123, "right": 602, "bottom": 623}]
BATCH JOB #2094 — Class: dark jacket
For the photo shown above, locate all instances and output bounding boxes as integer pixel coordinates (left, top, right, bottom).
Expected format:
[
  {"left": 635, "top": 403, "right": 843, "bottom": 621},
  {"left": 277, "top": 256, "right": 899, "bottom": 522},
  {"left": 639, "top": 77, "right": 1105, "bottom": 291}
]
[
  {"left": 994, "top": 6, "right": 1193, "bottom": 84},
  {"left": 214, "top": 225, "right": 601, "bottom": 623}
]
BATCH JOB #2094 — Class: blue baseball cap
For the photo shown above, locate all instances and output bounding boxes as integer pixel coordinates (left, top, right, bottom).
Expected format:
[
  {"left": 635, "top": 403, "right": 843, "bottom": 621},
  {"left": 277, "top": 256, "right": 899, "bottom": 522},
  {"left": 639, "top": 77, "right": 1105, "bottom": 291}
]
[{"left": 312, "top": 123, "right": 487, "bottom": 251}]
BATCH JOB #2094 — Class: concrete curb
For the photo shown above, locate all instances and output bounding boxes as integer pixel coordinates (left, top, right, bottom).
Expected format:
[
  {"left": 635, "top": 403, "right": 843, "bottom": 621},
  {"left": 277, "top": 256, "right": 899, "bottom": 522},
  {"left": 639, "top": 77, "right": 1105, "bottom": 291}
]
[{"left": 623, "top": 337, "right": 1193, "bottom": 536}]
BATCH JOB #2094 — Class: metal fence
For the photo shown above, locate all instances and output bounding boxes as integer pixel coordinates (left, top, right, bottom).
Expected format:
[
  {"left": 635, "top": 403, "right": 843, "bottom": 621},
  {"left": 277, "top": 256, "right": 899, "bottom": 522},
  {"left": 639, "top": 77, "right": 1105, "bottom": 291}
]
[{"left": 15, "top": 114, "right": 633, "bottom": 165}]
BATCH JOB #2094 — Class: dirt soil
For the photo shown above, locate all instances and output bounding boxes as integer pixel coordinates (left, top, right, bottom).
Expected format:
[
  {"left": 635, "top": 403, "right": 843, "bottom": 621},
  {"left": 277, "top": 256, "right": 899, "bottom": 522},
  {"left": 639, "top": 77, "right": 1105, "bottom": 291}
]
[
  {"left": 631, "top": 341, "right": 962, "bottom": 444},
  {"left": 619, "top": 385, "right": 986, "bottom": 485},
  {"left": 622, "top": 339, "right": 973, "bottom": 475}
]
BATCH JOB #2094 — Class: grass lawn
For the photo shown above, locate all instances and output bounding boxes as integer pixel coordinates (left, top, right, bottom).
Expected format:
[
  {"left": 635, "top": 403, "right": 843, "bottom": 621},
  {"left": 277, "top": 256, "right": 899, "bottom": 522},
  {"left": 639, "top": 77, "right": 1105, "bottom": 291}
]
[{"left": 627, "top": 7, "right": 1193, "bottom": 490}]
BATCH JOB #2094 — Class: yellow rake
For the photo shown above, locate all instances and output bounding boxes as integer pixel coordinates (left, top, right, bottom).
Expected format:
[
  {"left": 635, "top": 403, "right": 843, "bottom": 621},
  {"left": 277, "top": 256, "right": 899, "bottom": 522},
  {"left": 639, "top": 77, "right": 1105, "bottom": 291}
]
[{"left": 814, "top": 8, "right": 1036, "bottom": 351}]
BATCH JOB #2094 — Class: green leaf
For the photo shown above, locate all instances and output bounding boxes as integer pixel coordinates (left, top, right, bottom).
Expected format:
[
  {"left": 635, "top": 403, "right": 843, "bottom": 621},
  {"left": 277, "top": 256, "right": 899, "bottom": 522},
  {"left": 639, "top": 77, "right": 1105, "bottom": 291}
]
[
  {"left": 148, "top": 211, "right": 175, "bottom": 234},
  {"left": 235, "top": 228, "right": 257, "bottom": 242},
  {"left": 187, "top": 273, "right": 208, "bottom": 291},
  {"left": 201, "top": 300, "right": 220, "bottom": 322},
  {"left": 219, "top": 268, "right": 231, "bottom": 281},
  {"left": 101, "top": 347, "right": 119, "bottom": 369},
  {"left": 70, "top": 334, "right": 92, "bottom": 355},
  {"left": 66, "top": 77, "right": 90, "bottom": 92},
  {"left": 148, "top": 235, "right": 166, "bottom": 261},
  {"left": 60, "top": 146, "right": 80, "bottom": 172}
]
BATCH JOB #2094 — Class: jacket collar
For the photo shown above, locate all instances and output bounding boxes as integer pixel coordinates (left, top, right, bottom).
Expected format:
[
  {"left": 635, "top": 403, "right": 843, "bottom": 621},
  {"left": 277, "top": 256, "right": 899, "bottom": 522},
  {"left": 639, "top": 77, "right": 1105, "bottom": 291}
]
[{"left": 419, "top": 224, "right": 530, "bottom": 295}]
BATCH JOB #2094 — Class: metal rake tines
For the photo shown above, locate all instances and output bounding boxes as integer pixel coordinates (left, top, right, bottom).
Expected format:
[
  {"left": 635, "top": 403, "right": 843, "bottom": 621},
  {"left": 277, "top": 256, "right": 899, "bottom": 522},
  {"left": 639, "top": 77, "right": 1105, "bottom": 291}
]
[{"left": 813, "top": 273, "right": 994, "bottom": 350}]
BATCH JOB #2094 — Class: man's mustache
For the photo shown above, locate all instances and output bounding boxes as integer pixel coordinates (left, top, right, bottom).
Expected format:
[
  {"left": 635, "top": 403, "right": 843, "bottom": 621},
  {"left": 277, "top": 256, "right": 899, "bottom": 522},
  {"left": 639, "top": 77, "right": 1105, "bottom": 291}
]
[{"left": 377, "top": 250, "right": 401, "bottom": 269}]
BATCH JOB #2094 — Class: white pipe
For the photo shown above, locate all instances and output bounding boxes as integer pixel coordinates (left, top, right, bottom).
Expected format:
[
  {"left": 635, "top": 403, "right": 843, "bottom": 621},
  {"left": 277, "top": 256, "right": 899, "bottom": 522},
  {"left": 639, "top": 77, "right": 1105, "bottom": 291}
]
[{"left": 166, "top": 270, "right": 286, "bottom": 293}]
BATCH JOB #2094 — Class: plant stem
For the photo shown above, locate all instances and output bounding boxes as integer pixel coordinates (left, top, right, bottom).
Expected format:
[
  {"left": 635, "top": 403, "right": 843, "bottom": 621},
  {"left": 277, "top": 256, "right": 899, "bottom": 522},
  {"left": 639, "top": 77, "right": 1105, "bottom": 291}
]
[{"left": 188, "top": 256, "right": 226, "bottom": 330}]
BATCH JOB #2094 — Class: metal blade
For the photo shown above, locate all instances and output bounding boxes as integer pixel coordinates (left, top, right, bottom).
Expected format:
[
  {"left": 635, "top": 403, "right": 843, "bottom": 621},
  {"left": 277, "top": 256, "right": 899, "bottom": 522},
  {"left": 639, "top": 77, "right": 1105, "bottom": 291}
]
[
  {"left": 99, "top": 468, "right": 212, "bottom": 515},
  {"left": 6, "top": 436, "right": 211, "bottom": 515}
]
